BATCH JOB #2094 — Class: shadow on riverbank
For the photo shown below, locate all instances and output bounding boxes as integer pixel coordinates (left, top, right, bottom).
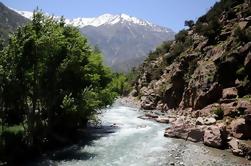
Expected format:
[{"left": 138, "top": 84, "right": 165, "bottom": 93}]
[{"left": 22, "top": 125, "right": 119, "bottom": 166}]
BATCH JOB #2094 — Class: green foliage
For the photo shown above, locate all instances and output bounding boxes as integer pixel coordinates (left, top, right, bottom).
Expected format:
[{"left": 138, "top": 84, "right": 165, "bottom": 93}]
[
  {"left": 109, "top": 73, "right": 131, "bottom": 96},
  {"left": 184, "top": 20, "right": 194, "bottom": 28},
  {"left": 0, "top": 10, "right": 117, "bottom": 162},
  {"left": 242, "top": 95, "right": 251, "bottom": 101},
  {"left": 234, "top": 27, "right": 251, "bottom": 43},
  {"left": 195, "top": 18, "right": 222, "bottom": 44},
  {"left": 236, "top": 66, "right": 246, "bottom": 79},
  {"left": 213, "top": 107, "right": 224, "bottom": 120},
  {"left": 175, "top": 30, "right": 188, "bottom": 43},
  {"left": 197, "top": 0, "right": 243, "bottom": 23},
  {"left": 171, "top": 42, "right": 185, "bottom": 57},
  {"left": 146, "top": 41, "right": 173, "bottom": 62},
  {"left": 2, "top": 125, "right": 25, "bottom": 135}
]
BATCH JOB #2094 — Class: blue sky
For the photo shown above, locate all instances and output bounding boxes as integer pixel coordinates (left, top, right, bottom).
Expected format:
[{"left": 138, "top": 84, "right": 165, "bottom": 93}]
[{"left": 1, "top": 0, "right": 218, "bottom": 32}]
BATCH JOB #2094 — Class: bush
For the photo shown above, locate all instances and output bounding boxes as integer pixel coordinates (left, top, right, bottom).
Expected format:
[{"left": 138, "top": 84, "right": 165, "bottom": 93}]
[
  {"left": 234, "top": 27, "right": 251, "bottom": 43},
  {"left": 195, "top": 18, "right": 222, "bottom": 44},
  {"left": 213, "top": 107, "right": 224, "bottom": 120},
  {"left": 236, "top": 66, "right": 246, "bottom": 79},
  {"left": 175, "top": 30, "right": 188, "bottom": 43},
  {"left": 185, "top": 20, "right": 194, "bottom": 28},
  {"left": 170, "top": 42, "right": 185, "bottom": 57}
]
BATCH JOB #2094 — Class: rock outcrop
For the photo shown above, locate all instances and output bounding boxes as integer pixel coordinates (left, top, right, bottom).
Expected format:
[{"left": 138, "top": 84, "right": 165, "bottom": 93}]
[
  {"left": 228, "top": 138, "right": 251, "bottom": 159},
  {"left": 203, "top": 124, "right": 227, "bottom": 148},
  {"left": 132, "top": 0, "right": 251, "bottom": 113},
  {"left": 131, "top": 0, "right": 251, "bottom": 160}
]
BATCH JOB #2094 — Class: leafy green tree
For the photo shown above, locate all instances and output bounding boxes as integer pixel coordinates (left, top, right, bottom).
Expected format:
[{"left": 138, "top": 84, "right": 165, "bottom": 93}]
[
  {"left": 0, "top": 10, "right": 117, "bottom": 156},
  {"left": 184, "top": 20, "right": 194, "bottom": 28}
]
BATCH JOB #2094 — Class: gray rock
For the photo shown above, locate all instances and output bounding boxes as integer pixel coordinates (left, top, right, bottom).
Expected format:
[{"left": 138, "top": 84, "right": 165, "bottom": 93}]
[
  {"left": 196, "top": 117, "right": 204, "bottom": 125},
  {"left": 155, "top": 117, "right": 169, "bottom": 123},
  {"left": 204, "top": 117, "right": 216, "bottom": 125}
]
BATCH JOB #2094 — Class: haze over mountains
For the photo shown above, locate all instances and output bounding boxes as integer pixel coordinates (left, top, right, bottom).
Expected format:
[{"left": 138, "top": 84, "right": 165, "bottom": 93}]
[{"left": 1, "top": 3, "right": 175, "bottom": 72}]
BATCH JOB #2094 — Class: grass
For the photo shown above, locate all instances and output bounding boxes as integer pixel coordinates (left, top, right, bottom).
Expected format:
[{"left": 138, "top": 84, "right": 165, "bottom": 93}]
[
  {"left": 242, "top": 95, "right": 251, "bottom": 101},
  {"left": 0, "top": 124, "right": 25, "bottom": 135},
  {"left": 213, "top": 107, "right": 224, "bottom": 120}
]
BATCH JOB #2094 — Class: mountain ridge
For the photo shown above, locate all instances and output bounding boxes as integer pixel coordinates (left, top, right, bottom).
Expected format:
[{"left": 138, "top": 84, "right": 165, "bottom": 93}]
[
  {"left": 0, "top": 2, "right": 28, "bottom": 41},
  {"left": 10, "top": 7, "right": 175, "bottom": 72},
  {"left": 14, "top": 9, "right": 171, "bottom": 33}
]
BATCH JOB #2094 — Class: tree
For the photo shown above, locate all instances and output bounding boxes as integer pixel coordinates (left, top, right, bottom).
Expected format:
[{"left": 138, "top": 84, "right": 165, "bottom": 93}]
[
  {"left": 184, "top": 20, "right": 194, "bottom": 28},
  {"left": 0, "top": 10, "right": 117, "bottom": 152}
]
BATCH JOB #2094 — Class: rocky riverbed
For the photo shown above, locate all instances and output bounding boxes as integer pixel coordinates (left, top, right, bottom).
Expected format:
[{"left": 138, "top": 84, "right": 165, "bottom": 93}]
[{"left": 119, "top": 97, "right": 251, "bottom": 162}]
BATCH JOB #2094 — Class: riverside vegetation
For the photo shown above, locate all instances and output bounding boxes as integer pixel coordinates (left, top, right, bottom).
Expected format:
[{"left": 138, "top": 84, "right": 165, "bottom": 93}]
[
  {"left": 0, "top": 11, "right": 130, "bottom": 164},
  {"left": 129, "top": 0, "right": 251, "bottom": 160}
]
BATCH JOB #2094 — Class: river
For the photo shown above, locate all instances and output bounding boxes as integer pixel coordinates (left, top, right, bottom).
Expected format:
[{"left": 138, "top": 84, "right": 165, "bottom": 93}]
[{"left": 28, "top": 102, "right": 250, "bottom": 166}]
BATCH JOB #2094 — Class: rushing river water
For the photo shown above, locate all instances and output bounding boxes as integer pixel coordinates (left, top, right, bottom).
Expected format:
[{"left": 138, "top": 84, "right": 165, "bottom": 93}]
[{"left": 28, "top": 102, "right": 250, "bottom": 166}]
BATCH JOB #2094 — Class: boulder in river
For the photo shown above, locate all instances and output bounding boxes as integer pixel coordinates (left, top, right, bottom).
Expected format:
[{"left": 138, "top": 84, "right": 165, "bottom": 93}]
[{"left": 155, "top": 117, "right": 169, "bottom": 123}]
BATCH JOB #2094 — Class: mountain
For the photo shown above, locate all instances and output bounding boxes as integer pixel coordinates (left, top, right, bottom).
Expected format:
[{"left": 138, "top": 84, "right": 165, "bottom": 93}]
[
  {"left": 16, "top": 9, "right": 175, "bottom": 72},
  {"left": 78, "top": 14, "right": 174, "bottom": 72},
  {"left": 0, "top": 2, "right": 28, "bottom": 41},
  {"left": 130, "top": 0, "right": 251, "bottom": 159}
]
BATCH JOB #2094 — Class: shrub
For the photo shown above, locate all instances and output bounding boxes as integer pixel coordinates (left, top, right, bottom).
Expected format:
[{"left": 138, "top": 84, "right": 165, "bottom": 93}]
[
  {"left": 236, "top": 66, "right": 246, "bottom": 79},
  {"left": 175, "top": 30, "right": 188, "bottom": 43},
  {"left": 213, "top": 107, "right": 224, "bottom": 120},
  {"left": 234, "top": 27, "right": 251, "bottom": 43},
  {"left": 195, "top": 18, "right": 222, "bottom": 44},
  {"left": 170, "top": 42, "right": 185, "bottom": 57},
  {"left": 185, "top": 20, "right": 194, "bottom": 29}
]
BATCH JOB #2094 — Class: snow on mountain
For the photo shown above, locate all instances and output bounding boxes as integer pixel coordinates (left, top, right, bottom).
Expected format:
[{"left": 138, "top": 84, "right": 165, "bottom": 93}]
[
  {"left": 13, "top": 9, "right": 33, "bottom": 20},
  {"left": 14, "top": 9, "right": 169, "bottom": 33}
]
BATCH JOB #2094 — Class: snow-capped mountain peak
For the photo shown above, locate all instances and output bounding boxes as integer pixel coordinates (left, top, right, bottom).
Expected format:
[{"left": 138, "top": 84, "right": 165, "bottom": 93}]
[
  {"left": 13, "top": 9, "right": 169, "bottom": 32},
  {"left": 65, "top": 13, "right": 153, "bottom": 28}
]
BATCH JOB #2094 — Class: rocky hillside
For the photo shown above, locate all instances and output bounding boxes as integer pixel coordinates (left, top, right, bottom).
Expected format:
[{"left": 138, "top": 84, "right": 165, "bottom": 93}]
[
  {"left": 130, "top": 0, "right": 251, "bottom": 159},
  {"left": 0, "top": 2, "right": 28, "bottom": 41}
]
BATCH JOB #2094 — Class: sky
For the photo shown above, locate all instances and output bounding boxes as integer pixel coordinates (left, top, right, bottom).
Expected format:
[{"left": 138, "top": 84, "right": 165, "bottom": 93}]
[{"left": 1, "top": 0, "right": 218, "bottom": 32}]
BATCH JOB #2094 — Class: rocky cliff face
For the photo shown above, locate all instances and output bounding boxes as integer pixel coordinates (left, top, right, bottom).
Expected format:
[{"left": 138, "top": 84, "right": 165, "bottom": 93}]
[
  {"left": 132, "top": 0, "right": 251, "bottom": 112},
  {"left": 131, "top": 0, "right": 251, "bottom": 159}
]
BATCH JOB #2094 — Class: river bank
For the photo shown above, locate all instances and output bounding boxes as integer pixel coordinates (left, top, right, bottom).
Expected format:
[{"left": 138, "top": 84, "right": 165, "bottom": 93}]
[
  {"left": 25, "top": 102, "right": 251, "bottom": 166},
  {"left": 120, "top": 96, "right": 251, "bottom": 162}
]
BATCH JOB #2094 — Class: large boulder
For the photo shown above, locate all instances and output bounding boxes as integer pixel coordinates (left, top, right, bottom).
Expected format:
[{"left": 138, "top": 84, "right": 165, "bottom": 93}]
[
  {"left": 204, "top": 117, "right": 217, "bottom": 125},
  {"left": 164, "top": 118, "right": 191, "bottom": 140},
  {"left": 203, "top": 124, "right": 227, "bottom": 148},
  {"left": 221, "top": 102, "right": 238, "bottom": 117},
  {"left": 237, "top": 99, "right": 251, "bottom": 115},
  {"left": 222, "top": 87, "right": 238, "bottom": 99},
  {"left": 140, "top": 95, "right": 157, "bottom": 110},
  {"left": 230, "top": 117, "right": 251, "bottom": 139},
  {"left": 186, "top": 127, "right": 205, "bottom": 142},
  {"left": 164, "top": 119, "right": 205, "bottom": 143},
  {"left": 228, "top": 138, "right": 251, "bottom": 159}
]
